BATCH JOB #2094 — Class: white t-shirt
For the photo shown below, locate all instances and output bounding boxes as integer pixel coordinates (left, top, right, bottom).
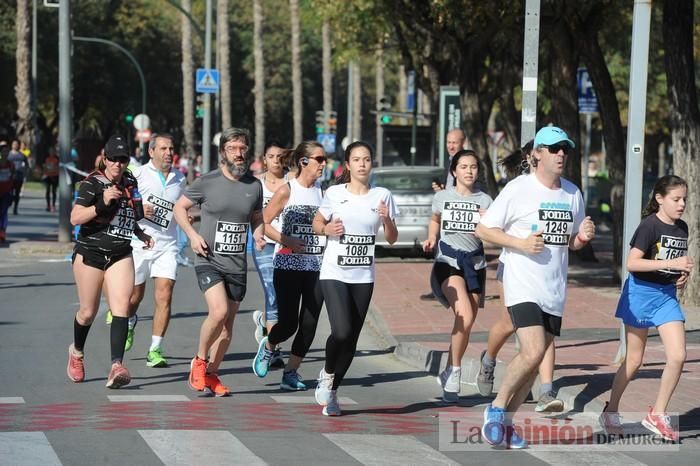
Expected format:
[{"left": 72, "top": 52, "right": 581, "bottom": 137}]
[
  {"left": 260, "top": 172, "right": 287, "bottom": 244},
  {"left": 319, "top": 184, "right": 397, "bottom": 283},
  {"left": 479, "top": 173, "right": 585, "bottom": 316},
  {"left": 131, "top": 161, "right": 186, "bottom": 249}
]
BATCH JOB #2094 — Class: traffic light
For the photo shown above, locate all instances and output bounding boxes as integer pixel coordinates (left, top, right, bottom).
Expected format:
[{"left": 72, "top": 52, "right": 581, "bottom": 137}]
[
  {"left": 327, "top": 111, "right": 337, "bottom": 134},
  {"left": 196, "top": 94, "right": 205, "bottom": 119},
  {"left": 378, "top": 96, "right": 392, "bottom": 125},
  {"left": 125, "top": 114, "right": 134, "bottom": 124},
  {"left": 315, "top": 110, "right": 325, "bottom": 134}
]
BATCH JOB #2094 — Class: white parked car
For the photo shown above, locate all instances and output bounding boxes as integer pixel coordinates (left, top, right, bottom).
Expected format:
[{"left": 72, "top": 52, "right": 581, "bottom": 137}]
[{"left": 370, "top": 166, "right": 444, "bottom": 252}]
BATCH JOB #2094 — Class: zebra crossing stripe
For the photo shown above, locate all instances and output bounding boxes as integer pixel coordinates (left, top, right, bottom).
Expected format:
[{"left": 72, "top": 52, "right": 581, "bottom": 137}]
[
  {"left": 271, "top": 395, "right": 357, "bottom": 405},
  {"left": 0, "top": 432, "right": 62, "bottom": 465},
  {"left": 527, "top": 450, "right": 646, "bottom": 465},
  {"left": 0, "top": 397, "right": 25, "bottom": 404},
  {"left": 138, "top": 430, "right": 266, "bottom": 465},
  {"left": 108, "top": 395, "right": 190, "bottom": 402},
  {"left": 323, "top": 433, "right": 458, "bottom": 465}
]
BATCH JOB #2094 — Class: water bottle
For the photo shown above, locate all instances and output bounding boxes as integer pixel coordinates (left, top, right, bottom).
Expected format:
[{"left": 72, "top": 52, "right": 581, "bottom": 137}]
[{"left": 131, "top": 186, "right": 145, "bottom": 221}]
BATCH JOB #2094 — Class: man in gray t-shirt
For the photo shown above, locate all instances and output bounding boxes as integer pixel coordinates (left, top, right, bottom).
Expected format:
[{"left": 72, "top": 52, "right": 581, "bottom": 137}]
[{"left": 174, "top": 127, "right": 265, "bottom": 397}]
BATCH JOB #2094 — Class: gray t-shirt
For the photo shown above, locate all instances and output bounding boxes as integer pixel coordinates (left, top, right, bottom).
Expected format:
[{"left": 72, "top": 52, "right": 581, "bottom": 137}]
[
  {"left": 184, "top": 169, "right": 263, "bottom": 274},
  {"left": 432, "top": 189, "right": 492, "bottom": 270}
]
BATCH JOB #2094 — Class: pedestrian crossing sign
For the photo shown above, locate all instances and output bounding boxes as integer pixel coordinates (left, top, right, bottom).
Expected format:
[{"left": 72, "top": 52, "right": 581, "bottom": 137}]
[{"left": 196, "top": 68, "right": 220, "bottom": 94}]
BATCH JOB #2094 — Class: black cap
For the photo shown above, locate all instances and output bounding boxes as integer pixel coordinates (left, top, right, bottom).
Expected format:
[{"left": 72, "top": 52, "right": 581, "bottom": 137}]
[{"left": 105, "top": 135, "right": 129, "bottom": 158}]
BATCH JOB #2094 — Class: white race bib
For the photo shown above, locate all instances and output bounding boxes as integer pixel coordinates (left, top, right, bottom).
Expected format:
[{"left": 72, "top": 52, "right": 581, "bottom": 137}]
[
  {"left": 213, "top": 221, "right": 247, "bottom": 255},
  {"left": 337, "top": 234, "right": 375, "bottom": 267},
  {"left": 146, "top": 193, "right": 175, "bottom": 229},
  {"left": 537, "top": 208, "right": 574, "bottom": 246},
  {"left": 442, "top": 200, "right": 480, "bottom": 233},
  {"left": 107, "top": 204, "right": 136, "bottom": 239},
  {"left": 291, "top": 223, "right": 326, "bottom": 255}
]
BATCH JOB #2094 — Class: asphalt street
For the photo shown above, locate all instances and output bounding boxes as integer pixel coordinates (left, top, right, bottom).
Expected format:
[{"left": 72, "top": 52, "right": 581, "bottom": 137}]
[{"left": 1, "top": 194, "right": 700, "bottom": 465}]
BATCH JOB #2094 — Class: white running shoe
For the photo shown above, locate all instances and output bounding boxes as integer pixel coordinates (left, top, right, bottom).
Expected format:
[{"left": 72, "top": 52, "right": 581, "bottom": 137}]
[
  {"left": 252, "top": 310, "right": 265, "bottom": 344},
  {"left": 315, "top": 368, "right": 335, "bottom": 406},
  {"left": 322, "top": 390, "right": 341, "bottom": 416},
  {"left": 437, "top": 367, "right": 460, "bottom": 403}
]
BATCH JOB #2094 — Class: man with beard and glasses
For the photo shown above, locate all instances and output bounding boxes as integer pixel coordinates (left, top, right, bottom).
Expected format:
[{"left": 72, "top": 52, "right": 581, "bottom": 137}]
[{"left": 174, "top": 127, "right": 266, "bottom": 396}]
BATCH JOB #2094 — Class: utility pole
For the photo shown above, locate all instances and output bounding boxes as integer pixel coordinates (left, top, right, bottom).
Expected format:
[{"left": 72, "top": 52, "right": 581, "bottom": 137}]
[
  {"left": 521, "top": 0, "right": 541, "bottom": 143},
  {"left": 202, "top": 0, "right": 213, "bottom": 173},
  {"left": 57, "top": 0, "right": 72, "bottom": 242},
  {"left": 615, "top": 0, "right": 653, "bottom": 365}
]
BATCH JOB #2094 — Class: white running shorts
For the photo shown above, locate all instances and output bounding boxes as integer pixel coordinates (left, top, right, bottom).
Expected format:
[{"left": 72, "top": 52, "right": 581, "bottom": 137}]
[{"left": 133, "top": 246, "right": 178, "bottom": 285}]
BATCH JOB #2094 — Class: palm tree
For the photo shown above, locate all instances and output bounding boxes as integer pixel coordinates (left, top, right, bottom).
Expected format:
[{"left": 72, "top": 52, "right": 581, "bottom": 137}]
[
  {"left": 15, "top": 0, "right": 34, "bottom": 153},
  {"left": 253, "top": 0, "right": 265, "bottom": 155},
  {"left": 290, "top": 0, "right": 302, "bottom": 145},
  {"left": 181, "top": 0, "right": 196, "bottom": 168},
  {"left": 217, "top": 0, "right": 231, "bottom": 130}
]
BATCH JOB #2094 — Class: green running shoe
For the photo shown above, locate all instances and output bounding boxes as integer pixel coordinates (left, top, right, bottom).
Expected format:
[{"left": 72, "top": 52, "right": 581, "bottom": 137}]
[
  {"left": 124, "top": 328, "right": 135, "bottom": 352},
  {"left": 105, "top": 309, "right": 113, "bottom": 325},
  {"left": 146, "top": 347, "right": 168, "bottom": 367}
]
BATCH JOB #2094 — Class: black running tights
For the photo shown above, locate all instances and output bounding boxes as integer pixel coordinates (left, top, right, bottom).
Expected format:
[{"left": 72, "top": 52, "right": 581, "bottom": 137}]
[
  {"left": 320, "top": 280, "right": 374, "bottom": 390},
  {"left": 268, "top": 269, "right": 323, "bottom": 359}
]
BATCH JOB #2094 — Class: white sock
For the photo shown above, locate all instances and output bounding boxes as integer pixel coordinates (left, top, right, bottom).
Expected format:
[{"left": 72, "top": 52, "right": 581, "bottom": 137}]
[
  {"left": 127, "top": 316, "right": 137, "bottom": 329},
  {"left": 450, "top": 365, "right": 461, "bottom": 373},
  {"left": 150, "top": 336, "right": 163, "bottom": 351}
]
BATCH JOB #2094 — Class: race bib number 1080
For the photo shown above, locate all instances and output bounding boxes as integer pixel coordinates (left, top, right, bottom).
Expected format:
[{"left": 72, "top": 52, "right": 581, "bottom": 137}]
[
  {"left": 337, "top": 234, "right": 375, "bottom": 267},
  {"left": 213, "top": 221, "right": 247, "bottom": 255}
]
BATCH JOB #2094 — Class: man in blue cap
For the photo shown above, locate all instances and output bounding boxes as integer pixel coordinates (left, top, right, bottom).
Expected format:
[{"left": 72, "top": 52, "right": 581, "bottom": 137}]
[{"left": 476, "top": 126, "right": 596, "bottom": 449}]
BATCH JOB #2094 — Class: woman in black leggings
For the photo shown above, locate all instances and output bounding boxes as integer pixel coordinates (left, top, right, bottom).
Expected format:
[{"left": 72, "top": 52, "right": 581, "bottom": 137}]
[
  {"left": 252, "top": 141, "right": 327, "bottom": 391},
  {"left": 312, "top": 141, "right": 398, "bottom": 416}
]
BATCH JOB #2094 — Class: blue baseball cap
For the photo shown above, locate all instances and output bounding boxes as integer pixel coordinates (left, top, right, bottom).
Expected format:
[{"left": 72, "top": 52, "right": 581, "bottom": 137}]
[{"left": 534, "top": 126, "right": 575, "bottom": 149}]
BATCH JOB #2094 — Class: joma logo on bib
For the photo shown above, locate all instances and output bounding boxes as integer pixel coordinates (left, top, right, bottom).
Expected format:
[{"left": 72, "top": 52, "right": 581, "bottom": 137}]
[
  {"left": 213, "top": 221, "right": 247, "bottom": 255},
  {"left": 537, "top": 209, "right": 573, "bottom": 246}
]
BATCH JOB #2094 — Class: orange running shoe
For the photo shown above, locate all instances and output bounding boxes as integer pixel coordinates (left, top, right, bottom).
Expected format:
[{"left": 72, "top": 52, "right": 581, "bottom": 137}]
[
  {"left": 205, "top": 372, "right": 231, "bottom": 397},
  {"left": 105, "top": 362, "right": 131, "bottom": 389},
  {"left": 188, "top": 357, "right": 207, "bottom": 391},
  {"left": 67, "top": 344, "right": 85, "bottom": 382}
]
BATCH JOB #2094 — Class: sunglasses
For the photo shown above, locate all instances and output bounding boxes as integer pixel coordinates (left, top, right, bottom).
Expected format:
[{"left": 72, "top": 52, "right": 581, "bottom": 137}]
[
  {"left": 309, "top": 156, "right": 327, "bottom": 164},
  {"left": 106, "top": 156, "right": 129, "bottom": 164},
  {"left": 543, "top": 143, "right": 571, "bottom": 155}
]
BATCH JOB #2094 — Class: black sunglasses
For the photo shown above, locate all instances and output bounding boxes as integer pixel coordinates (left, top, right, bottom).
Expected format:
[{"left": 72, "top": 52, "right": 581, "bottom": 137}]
[
  {"left": 310, "top": 156, "right": 327, "bottom": 163},
  {"left": 543, "top": 143, "right": 571, "bottom": 155},
  {"left": 106, "top": 156, "right": 129, "bottom": 164}
]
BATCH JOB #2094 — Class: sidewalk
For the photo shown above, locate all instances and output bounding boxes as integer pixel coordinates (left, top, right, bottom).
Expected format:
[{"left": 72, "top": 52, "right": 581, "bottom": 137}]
[{"left": 368, "top": 232, "right": 700, "bottom": 418}]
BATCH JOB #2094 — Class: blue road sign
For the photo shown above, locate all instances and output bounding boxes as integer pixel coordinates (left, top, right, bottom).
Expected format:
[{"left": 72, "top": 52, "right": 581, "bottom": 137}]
[
  {"left": 317, "top": 133, "right": 336, "bottom": 154},
  {"left": 196, "top": 68, "right": 220, "bottom": 94},
  {"left": 577, "top": 67, "right": 599, "bottom": 113}
]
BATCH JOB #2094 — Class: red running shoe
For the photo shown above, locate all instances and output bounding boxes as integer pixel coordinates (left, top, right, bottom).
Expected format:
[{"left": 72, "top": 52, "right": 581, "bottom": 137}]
[
  {"left": 642, "top": 407, "right": 679, "bottom": 442},
  {"left": 67, "top": 344, "right": 85, "bottom": 383},
  {"left": 106, "top": 362, "right": 131, "bottom": 389}
]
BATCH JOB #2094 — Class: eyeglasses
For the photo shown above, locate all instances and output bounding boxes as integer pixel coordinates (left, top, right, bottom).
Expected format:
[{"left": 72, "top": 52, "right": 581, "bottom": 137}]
[
  {"left": 106, "top": 156, "right": 129, "bottom": 164},
  {"left": 224, "top": 144, "right": 248, "bottom": 154},
  {"left": 310, "top": 156, "right": 327, "bottom": 164},
  {"left": 542, "top": 143, "right": 571, "bottom": 155}
]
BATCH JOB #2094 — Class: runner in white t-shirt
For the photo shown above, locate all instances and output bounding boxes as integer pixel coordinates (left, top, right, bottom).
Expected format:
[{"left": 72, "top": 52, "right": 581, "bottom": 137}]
[
  {"left": 312, "top": 141, "right": 398, "bottom": 416},
  {"left": 125, "top": 134, "right": 186, "bottom": 368},
  {"left": 476, "top": 126, "right": 596, "bottom": 449},
  {"left": 422, "top": 149, "right": 492, "bottom": 403}
]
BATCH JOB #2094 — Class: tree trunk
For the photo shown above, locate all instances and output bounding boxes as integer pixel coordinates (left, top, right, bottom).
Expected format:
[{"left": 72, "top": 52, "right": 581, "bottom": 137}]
[
  {"left": 15, "top": 0, "right": 34, "bottom": 150},
  {"left": 322, "top": 21, "right": 332, "bottom": 134},
  {"left": 663, "top": 0, "right": 700, "bottom": 306},
  {"left": 253, "top": 0, "right": 265, "bottom": 155},
  {"left": 352, "top": 60, "right": 361, "bottom": 141},
  {"left": 546, "top": 22, "right": 582, "bottom": 189},
  {"left": 290, "top": 0, "right": 302, "bottom": 145},
  {"left": 217, "top": 0, "right": 231, "bottom": 130},
  {"left": 571, "top": 12, "right": 627, "bottom": 279},
  {"left": 180, "top": 0, "right": 196, "bottom": 175},
  {"left": 375, "top": 43, "right": 384, "bottom": 164}
]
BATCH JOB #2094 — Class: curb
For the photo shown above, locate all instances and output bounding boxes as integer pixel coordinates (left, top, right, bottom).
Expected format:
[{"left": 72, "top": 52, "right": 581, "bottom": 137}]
[
  {"left": 9, "top": 241, "right": 74, "bottom": 256},
  {"left": 368, "top": 306, "right": 606, "bottom": 414}
]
